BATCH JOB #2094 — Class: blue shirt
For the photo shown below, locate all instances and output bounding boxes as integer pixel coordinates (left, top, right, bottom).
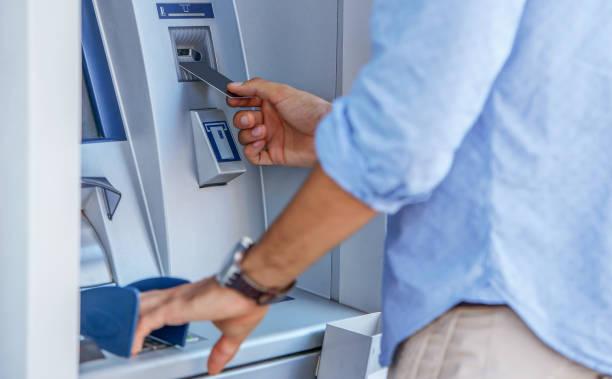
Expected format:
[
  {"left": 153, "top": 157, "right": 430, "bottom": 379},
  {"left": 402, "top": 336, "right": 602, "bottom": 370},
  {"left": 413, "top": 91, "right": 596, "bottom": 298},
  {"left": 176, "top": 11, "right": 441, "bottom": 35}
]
[{"left": 316, "top": 0, "right": 612, "bottom": 373}]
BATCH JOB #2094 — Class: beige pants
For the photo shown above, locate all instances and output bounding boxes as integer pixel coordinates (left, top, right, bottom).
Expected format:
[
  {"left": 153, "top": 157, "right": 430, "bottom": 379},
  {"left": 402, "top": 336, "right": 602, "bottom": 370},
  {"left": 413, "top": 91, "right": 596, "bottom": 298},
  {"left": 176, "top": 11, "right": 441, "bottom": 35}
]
[{"left": 388, "top": 305, "right": 607, "bottom": 379}]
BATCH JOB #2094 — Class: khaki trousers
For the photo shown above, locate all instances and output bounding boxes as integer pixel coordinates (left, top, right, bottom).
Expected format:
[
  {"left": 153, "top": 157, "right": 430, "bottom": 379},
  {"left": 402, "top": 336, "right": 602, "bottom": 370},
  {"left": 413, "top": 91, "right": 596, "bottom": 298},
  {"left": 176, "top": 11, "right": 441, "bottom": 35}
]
[{"left": 389, "top": 305, "right": 607, "bottom": 379}]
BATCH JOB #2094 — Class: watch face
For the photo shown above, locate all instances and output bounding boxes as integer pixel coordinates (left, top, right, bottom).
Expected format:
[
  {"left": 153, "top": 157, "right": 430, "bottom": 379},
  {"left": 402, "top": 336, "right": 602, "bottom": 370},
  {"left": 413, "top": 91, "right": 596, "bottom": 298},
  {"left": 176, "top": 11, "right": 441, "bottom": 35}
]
[{"left": 217, "top": 237, "right": 254, "bottom": 285}]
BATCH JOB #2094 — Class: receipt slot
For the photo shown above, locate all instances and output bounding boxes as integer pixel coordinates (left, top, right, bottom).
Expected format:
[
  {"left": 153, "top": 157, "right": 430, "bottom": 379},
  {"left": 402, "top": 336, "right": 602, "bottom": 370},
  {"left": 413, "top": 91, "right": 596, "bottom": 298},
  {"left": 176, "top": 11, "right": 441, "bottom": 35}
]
[{"left": 191, "top": 109, "right": 246, "bottom": 187}]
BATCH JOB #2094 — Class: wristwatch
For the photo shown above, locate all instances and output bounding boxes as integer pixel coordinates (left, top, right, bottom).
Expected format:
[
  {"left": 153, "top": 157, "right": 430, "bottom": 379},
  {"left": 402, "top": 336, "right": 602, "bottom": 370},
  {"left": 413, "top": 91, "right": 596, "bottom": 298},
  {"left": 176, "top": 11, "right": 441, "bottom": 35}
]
[{"left": 216, "top": 237, "right": 296, "bottom": 305}]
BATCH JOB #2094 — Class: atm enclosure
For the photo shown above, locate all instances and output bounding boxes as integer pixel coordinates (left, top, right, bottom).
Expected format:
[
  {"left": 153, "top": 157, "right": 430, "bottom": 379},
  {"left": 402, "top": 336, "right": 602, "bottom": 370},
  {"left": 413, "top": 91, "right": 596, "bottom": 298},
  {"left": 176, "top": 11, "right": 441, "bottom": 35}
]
[{"left": 77, "top": 1, "right": 380, "bottom": 378}]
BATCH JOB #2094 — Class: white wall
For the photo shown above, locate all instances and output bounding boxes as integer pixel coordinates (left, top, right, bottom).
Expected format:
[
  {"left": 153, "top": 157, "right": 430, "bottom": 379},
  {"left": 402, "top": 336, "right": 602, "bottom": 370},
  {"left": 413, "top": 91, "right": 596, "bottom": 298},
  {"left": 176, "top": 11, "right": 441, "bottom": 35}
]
[{"left": 0, "top": 1, "right": 80, "bottom": 378}]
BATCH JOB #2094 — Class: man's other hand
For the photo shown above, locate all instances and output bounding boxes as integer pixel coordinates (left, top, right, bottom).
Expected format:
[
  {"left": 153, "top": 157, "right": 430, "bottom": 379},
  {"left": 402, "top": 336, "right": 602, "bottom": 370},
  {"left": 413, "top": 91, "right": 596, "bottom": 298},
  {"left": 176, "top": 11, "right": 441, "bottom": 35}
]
[
  {"left": 131, "top": 278, "right": 268, "bottom": 375},
  {"left": 227, "top": 79, "right": 331, "bottom": 167}
]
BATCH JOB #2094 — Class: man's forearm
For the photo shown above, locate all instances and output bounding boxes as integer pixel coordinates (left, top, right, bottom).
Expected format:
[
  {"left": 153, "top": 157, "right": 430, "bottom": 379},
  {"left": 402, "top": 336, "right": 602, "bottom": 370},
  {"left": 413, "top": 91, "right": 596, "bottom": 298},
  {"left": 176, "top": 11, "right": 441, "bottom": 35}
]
[{"left": 241, "top": 164, "right": 377, "bottom": 289}]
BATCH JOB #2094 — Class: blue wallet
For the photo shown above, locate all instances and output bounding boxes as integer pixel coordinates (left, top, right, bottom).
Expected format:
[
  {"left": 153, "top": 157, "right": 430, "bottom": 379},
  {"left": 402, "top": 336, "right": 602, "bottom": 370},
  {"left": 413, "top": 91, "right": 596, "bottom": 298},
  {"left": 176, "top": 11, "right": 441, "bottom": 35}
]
[{"left": 80, "top": 277, "right": 190, "bottom": 358}]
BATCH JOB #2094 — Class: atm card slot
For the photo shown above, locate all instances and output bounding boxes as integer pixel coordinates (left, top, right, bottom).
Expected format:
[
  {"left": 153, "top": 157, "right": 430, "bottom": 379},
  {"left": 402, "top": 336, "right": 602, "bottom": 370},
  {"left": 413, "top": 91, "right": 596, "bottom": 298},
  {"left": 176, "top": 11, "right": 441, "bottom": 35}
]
[{"left": 180, "top": 61, "right": 248, "bottom": 98}]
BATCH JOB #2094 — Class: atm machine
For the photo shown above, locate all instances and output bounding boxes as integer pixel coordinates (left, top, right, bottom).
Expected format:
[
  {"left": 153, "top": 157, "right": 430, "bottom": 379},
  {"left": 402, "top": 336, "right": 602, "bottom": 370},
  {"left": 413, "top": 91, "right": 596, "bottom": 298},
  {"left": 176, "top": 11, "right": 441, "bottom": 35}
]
[{"left": 78, "top": 0, "right": 366, "bottom": 378}]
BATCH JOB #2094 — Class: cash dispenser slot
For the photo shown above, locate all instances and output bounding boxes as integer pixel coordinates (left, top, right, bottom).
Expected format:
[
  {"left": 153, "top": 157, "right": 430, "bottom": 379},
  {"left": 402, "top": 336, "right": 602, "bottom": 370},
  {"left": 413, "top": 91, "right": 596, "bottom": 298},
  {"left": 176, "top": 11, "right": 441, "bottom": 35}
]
[
  {"left": 80, "top": 177, "right": 121, "bottom": 288},
  {"left": 81, "top": 177, "right": 121, "bottom": 220}
]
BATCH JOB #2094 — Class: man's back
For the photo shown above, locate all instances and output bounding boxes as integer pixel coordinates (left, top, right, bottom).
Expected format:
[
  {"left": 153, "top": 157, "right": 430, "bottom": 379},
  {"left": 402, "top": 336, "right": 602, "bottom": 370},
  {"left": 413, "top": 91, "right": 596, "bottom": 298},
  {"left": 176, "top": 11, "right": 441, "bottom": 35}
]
[
  {"left": 386, "top": 0, "right": 612, "bottom": 372},
  {"left": 315, "top": 0, "right": 612, "bottom": 373}
]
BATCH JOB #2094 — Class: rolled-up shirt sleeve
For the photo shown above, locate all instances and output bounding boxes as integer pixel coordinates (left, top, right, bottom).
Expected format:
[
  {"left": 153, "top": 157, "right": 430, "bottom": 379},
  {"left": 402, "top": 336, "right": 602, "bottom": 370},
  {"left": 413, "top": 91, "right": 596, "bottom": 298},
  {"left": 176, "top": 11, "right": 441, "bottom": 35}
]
[{"left": 316, "top": 0, "right": 526, "bottom": 213}]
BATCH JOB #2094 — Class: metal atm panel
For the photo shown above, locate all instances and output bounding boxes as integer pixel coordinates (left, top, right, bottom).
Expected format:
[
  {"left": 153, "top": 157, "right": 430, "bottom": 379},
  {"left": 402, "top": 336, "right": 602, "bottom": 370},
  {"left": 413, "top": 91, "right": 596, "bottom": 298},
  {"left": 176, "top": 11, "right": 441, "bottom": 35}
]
[
  {"left": 79, "top": 1, "right": 363, "bottom": 377},
  {"left": 92, "top": 0, "right": 264, "bottom": 280}
]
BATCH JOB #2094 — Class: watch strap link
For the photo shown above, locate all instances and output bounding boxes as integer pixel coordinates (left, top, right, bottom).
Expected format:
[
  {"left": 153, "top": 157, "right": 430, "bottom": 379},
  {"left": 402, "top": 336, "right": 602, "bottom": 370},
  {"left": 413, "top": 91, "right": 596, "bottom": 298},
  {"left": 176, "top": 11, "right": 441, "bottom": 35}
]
[
  {"left": 226, "top": 272, "right": 267, "bottom": 303},
  {"left": 226, "top": 270, "right": 295, "bottom": 305}
]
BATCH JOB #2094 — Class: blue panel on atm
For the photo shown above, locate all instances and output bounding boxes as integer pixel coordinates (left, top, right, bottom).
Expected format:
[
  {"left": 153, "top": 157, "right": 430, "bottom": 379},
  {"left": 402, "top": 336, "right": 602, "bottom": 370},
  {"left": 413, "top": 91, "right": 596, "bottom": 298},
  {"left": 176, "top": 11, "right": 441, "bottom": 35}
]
[
  {"left": 80, "top": 286, "right": 139, "bottom": 358},
  {"left": 80, "top": 277, "right": 191, "bottom": 358},
  {"left": 127, "top": 277, "right": 191, "bottom": 347},
  {"left": 157, "top": 3, "right": 214, "bottom": 19},
  {"left": 203, "top": 121, "right": 241, "bottom": 162},
  {"left": 82, "top": 0, "right": 127, "bottom": 143}
]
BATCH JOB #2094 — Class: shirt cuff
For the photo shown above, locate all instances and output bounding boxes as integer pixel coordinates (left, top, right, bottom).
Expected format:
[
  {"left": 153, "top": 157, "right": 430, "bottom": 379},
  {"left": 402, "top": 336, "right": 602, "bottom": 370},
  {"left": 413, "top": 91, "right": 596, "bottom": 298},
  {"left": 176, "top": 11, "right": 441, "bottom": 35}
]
[{"left": 315, "top": 98, "right": 430, "bottom": 214}]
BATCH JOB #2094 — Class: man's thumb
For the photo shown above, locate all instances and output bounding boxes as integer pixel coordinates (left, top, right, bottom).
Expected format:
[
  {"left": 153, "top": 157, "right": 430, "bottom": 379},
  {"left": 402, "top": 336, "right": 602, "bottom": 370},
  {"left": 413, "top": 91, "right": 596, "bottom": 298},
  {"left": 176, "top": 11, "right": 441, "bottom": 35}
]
[{"left": 207, "top": 335, "right": 242, "bottom": 375}]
